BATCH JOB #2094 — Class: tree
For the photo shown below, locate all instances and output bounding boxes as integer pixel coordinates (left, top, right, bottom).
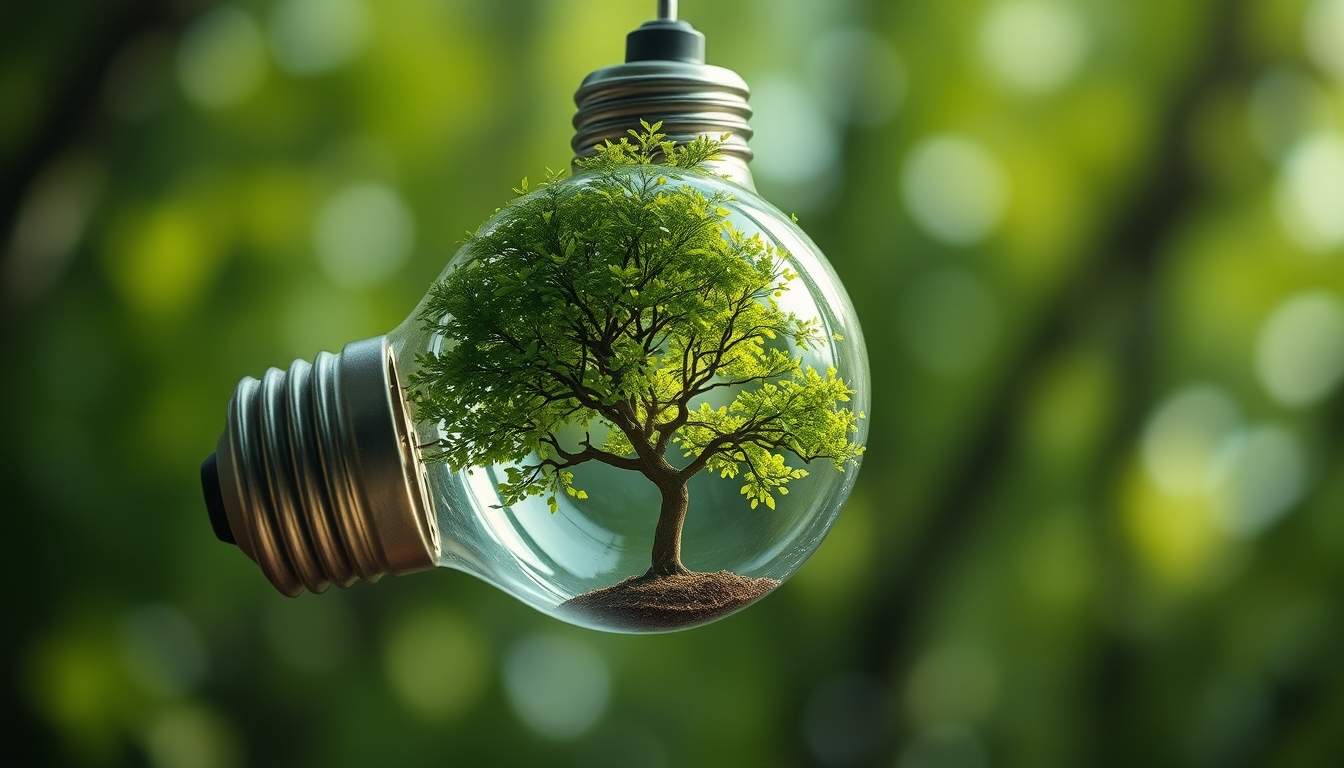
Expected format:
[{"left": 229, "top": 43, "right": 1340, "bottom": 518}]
[{"left": 409, "top": 124, "right": 864, "bottom": 580}]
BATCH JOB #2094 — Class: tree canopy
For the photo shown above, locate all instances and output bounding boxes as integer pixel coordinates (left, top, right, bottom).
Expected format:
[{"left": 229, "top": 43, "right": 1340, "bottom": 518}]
[{"left": 409, "top": 124, "right": 864, "bottom": 514}]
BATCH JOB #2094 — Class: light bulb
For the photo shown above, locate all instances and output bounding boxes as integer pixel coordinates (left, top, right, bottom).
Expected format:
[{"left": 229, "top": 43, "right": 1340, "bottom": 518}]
[{"left": 201, "top": 4, "right": 870, "bottom": 633}]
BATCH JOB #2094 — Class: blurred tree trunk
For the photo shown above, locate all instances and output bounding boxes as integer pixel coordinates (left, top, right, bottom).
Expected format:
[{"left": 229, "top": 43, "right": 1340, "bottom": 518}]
[{"left": 0, "top": 0, "right": 171, "bottom": 247}]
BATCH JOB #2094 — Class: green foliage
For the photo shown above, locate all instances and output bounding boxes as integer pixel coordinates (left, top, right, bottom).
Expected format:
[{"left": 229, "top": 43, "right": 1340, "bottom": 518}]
[
  {"left": 408, "top": 125, "right": 864, "bottom": 511},
  {"left": 676, "top": 366, "right": 863, "bottom": 510},
  {"left": 575, "top": 119, "right": 728, "bottom": 173}
]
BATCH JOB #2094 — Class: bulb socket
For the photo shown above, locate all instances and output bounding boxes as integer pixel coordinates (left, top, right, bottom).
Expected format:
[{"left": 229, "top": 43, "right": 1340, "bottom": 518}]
[
  {"left": 204, "top": 336, "right": 439, "bottom": 596},
  {"left": 625, "top": 19, "right": 705, "bottom": 64}
]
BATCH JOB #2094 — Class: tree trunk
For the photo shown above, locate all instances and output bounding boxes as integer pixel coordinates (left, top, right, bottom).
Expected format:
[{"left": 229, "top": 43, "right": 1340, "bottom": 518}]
[{"left": 648, "top": 479, "right": 690, "bottom": 577}]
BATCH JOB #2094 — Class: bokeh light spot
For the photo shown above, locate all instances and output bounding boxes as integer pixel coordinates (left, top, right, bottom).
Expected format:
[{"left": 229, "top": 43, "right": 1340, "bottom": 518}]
[
  {"left": 118, "top": 604, "right": 208, "bottom": 698},
  {"left": 25, "top": 630, "right": 122, "bottom": 756},
  {"left": 1021, "top": 352, "right": 1116, "bottom": 464},
  {"left": 806, "top": 27, "right": 906, "bottom": 128},
  {"left": 749, "top": 76, "right": 840, "bottom": 208},
  {"left": 1246, "top": 69, "right": 1330, "bottom": 162},
  {"left": 899, "top": 268, "right": 1000, "bottom": 376},
  {"left": 146, "top": 705, "right": 241, "bottom": 768},
  {"left": 1304, "top": 0, "right": 1344, "bottom": 81},
  {"left": 313, "top": 182, "right": 415, "bottom": 288},
  {"left": 978, "top": 1, "right": 1089, "bottom": 94},
  {"left": 268, "top": 0, "right": 370, "bottom": 76},
  {"left": 2, "top": 153, "right": 101, "bottom": 307},
  {"left": 1141, "top": 386, "right": 1240, "bottom": 496},
  {"left": 104, "top": 200, "right": 226, "bottom": 317},
  {"left": 1275, "top": 132, "right": 1344, "bottom": 252},
  {"left": 902, "top": 136, "right": 1009, "bottom": 245},
  {"left": 176, "top": 7, "right": 267, "bottom": 110},
  {"left": 898, "top": 726, "right": 987, "bottom": 768},
  {"left": 502, "top": 633, "right": 609, "bottom": 740},
  {"left": 1255, "top": 290, "right": 1344, "bottom": 407},
  {"left": 383, "top": 607, "right": 489, "bottom": 723},
  {"left": 1122, "top": 463, "right": 1231, "bottom": 590},
  {"left": 1208, "top": 425, "right": 1308, "bottom": 538},
  {"left": 904, "top": 643, "right": 1000, "bottom": 728}
]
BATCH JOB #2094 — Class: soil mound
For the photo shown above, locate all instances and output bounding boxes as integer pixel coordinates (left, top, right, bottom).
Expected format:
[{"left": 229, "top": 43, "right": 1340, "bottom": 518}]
[{"left": 561, "top": 570, "right": 779, "bottom": 631}]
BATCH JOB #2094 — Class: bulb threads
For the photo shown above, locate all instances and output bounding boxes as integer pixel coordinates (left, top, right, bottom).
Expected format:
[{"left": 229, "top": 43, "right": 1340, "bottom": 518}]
[
  {"left": 209, "top": 336, "right": 439, "bottom": 596},
  {"left": 572, "top": 61, "right": 753, "bottom": 186}
]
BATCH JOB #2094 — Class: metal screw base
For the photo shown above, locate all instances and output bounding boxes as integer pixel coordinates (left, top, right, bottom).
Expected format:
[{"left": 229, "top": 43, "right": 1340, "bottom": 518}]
[
  {"left": 571, "top": 60, "right": 755, "bottom": 189},
  {"left": 208, "top": 336, "right": 439, "bottom": 596}
]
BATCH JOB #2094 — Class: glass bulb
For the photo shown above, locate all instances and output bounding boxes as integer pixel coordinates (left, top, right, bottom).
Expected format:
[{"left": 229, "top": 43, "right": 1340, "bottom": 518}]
[
  {"left": 400, "top": 166, "right": 867, "bottom": 632},
  {"left": 202, "top": 8, "right": 868, "bottom": 634}
]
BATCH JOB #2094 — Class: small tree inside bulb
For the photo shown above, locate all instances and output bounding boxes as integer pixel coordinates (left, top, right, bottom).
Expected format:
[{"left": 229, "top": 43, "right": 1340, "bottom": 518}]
[{"left": 398, "top": 126, "right": 866, "bottom": 631}]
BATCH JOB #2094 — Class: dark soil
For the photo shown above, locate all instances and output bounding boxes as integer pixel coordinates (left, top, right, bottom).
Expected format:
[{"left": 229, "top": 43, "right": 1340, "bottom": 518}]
[{"left": 560, "top": 570, "right": 780, "bottom": 631}]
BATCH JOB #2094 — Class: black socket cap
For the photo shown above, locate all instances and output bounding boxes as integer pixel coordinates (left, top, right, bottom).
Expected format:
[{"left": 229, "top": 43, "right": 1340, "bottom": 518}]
[
  {"left": 625, "top": 19, "right": 705, "bottom": 64},
  {"left": 201, "top": 452, "right": 236, "bottom": 545}
]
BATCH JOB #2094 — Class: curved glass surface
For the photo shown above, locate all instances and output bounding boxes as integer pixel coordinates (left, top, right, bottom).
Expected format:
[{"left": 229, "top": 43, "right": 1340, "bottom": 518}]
[{"left": 390, "top": 167, "right": 869, "bottom": 633}]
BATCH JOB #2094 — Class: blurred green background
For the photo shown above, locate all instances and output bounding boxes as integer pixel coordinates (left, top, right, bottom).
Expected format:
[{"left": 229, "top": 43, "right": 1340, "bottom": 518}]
[{"left": 4, "top": 0, "right": 1344, "bottom": 766}]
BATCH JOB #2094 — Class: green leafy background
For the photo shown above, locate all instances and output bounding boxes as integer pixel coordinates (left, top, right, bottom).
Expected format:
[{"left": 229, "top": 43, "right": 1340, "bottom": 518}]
[{"left": 3, "top": 0, "right": 1343, "bottom": 766}]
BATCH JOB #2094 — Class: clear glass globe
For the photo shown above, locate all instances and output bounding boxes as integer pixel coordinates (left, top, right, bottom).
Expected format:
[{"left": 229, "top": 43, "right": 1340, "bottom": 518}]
[{"left": 388, "top": 166, "right": 869, "bottom": 633}]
